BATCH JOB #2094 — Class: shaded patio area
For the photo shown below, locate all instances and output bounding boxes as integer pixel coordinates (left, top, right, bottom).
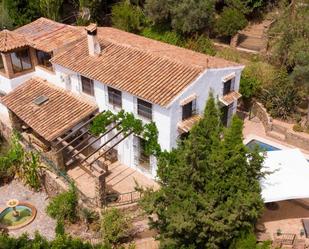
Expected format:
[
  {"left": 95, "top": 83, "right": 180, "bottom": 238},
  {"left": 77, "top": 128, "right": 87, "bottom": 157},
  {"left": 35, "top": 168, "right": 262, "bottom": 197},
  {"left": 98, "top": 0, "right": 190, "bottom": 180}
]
[
  {"left": 68, "top": 161, "right": 159, "bottom": 206},
  {"left": 257, "top": 199, "right": 309, "bottom": 246}
]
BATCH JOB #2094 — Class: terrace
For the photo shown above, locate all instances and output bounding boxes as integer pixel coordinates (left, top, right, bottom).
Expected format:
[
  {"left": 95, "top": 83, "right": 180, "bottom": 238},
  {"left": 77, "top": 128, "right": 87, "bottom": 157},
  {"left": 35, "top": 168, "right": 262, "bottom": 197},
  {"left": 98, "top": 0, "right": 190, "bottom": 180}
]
[
  {"left": 244, "top": 116, "right": 309, "bottom": 248},
  {"left": 0, "top": 77, "right": 158, "bottom": 208}
]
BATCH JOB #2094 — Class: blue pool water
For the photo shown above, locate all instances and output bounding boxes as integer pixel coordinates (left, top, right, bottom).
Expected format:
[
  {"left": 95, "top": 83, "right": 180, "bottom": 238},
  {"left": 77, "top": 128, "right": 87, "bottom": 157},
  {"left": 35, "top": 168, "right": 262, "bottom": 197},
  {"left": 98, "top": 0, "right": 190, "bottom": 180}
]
[{"left": 246, "top": 139, "right": 280, "bottom": 151}]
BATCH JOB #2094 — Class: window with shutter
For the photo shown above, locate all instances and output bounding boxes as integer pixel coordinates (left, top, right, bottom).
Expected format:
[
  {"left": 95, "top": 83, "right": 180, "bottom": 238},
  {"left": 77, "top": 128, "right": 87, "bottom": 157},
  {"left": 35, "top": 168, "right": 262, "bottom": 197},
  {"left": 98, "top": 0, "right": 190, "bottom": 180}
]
[
  {"left": 108, "top": 87, "right": 122, "bottom": 107},
  {"left": 81, "top": 76, "right": 94, "bottom": 96},
  {"left": 137, "top": 99, "right": 152, "bottom": 120},
  {"left": 182, "top": 99, "right": 197, "bottom": 120}
]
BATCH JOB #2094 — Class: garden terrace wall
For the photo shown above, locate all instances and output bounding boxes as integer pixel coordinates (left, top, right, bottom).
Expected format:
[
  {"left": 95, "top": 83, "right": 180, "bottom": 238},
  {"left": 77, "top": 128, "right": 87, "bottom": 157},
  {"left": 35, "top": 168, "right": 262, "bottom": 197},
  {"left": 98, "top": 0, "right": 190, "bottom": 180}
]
[
  {"left": 251, "top": 101, "right": 272, "bottom": 131},
  {"left": 252, "top": 101, "right": 309, "bottom": 152},
  {"left": 41, "top": 170, "right": 68, "bottom": 198},
  {"left": 0, "top": 119, "right": 12, "bottom": 141}
]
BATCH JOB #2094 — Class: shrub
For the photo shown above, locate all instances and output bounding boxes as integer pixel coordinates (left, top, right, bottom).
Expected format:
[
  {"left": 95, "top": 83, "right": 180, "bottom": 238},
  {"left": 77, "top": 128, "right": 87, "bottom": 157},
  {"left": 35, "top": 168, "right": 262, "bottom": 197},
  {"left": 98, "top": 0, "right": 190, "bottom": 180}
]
[
  {"left": 216, "top": 48, "right": 241, "bottom": 63},
  {"left": 229, "top": 231, "right": 271, "bottom": 249},
  {"left": 0, "top": 134, "right": 24, "bottom": 184},
  {"left": 46, "top": 185, "right": 78, "bottom": 223},
  {"left": 240, "top": 65, "right": 262, "bottom": 100},
  {"left": 140, "top": 26, "right": 185, "bottom": 46},
  {"left": 184, "top": 35, "right": 216, "bottom": 56},
  {"left": 261, "top": 70, "right": 301, "bottom": 120},
  {"left": 0, "top": 232, "right": 113, "bottom": 249},
  {"left": 111, "top": 1, "right": 146, "bottom": 33},
  {"left": 55, "top": 219, "right": 65, "bottom": 236},
  {"left": 245, "top": 61, "right": 276, "bottom": 88},
  {"left": 101, "top": 208, "right": 131, "bottom": 245},
  {"left": 215, "top": 7, "right": 248, "bottom": 38},
  {"left": 293, "top": 124, "right": 304, "bottom": 132},
  {"left": 19, "top": 152, "right": 43, "bottom": 191},
  {"left": 80, "top": 208, "right": 99, "bottom": 225}
]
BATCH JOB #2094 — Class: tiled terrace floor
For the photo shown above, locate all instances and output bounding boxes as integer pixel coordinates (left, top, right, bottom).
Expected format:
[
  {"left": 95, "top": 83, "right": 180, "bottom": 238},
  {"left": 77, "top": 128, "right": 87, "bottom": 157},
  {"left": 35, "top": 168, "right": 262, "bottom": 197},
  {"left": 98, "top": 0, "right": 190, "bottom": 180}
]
[
  {"left": 258, "top": 199, "right": 309, "bottom": 244},
  {"left": 67, "top": 161, "right": 159, "bottom": 200}
]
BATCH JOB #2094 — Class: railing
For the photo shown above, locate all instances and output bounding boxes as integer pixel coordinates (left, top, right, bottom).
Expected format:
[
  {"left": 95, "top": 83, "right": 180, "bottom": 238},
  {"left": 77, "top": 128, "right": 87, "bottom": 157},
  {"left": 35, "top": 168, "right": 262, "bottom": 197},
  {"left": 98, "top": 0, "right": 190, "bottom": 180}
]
[{"left": 104, "top": 190, "right": 142, "bottom": 207}]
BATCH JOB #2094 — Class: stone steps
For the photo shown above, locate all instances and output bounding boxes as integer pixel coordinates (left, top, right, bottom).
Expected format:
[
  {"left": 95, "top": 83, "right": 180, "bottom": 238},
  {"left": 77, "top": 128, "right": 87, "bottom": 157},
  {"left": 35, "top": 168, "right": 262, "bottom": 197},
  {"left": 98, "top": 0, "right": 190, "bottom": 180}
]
[{"left": 238, "top": 36, "right": 265, "bottom": 51}]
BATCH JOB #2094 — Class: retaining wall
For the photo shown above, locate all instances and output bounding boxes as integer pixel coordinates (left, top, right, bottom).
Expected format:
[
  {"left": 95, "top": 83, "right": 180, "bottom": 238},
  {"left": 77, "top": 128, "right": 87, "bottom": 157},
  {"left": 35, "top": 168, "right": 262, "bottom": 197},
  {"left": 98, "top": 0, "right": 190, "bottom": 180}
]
[{"left": 252, "top": 101, "right": 309, "bottom": 152}]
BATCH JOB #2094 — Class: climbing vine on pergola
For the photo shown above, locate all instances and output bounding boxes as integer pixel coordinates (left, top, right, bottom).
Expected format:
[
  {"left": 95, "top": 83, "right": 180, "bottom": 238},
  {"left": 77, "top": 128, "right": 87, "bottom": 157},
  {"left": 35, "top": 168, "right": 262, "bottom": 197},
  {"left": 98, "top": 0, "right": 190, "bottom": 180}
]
[{"left": 90, "top": 110, "right": 161, "bottom": 156}]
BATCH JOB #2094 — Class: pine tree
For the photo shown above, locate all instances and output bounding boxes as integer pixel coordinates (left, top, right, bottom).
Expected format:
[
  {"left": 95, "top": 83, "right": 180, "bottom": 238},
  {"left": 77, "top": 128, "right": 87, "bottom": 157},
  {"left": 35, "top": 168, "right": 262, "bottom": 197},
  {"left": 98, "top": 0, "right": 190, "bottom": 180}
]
[{"left": 141, "top": 95, "right": 264, "bottom": 249}]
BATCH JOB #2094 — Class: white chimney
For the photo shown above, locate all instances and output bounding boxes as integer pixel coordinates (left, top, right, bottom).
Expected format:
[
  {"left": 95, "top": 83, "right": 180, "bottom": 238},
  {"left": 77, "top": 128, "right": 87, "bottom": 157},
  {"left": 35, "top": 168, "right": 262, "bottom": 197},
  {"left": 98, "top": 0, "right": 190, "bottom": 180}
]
[{"left": 85, "top": 23, "right": 101, "bottom": 56}]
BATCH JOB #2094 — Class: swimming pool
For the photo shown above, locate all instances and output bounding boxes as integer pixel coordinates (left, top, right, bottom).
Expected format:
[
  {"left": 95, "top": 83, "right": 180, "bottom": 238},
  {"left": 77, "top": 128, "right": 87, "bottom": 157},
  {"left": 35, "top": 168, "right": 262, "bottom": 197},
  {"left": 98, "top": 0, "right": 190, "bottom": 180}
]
[{"left": 246, "top": 139, "right": 280, "bottom": 151}]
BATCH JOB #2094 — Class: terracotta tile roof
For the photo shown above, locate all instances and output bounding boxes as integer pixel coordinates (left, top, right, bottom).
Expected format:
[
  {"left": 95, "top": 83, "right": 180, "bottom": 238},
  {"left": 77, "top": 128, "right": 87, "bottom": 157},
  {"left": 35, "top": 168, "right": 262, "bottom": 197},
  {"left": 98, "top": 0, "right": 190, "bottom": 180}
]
[
  {"left": 0, "top": 30, "right": 30, "bottom": 52},
  {"left": 177, "top": 115, "right": 202, "bottom": 133},
  {"left": 15, "top": 18, "right": 84, "bottom": 53},
  {"left": 1, "top": 77, "right": 98, "bottom": 141},
  {"left": 219, "top": 91, "right": 242, "bottom": 106},
  {"left": 52, "top": 27, "right": 242, "bottom": 106},
  {"left": 96, "top": 27, "right": 241, "bottom": 69}
]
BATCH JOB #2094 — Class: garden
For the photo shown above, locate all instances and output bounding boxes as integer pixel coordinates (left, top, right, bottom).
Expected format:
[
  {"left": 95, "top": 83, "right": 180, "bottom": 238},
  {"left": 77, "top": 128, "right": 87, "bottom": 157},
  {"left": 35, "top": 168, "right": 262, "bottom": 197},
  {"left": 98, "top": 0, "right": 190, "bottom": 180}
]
[{"left": 0, "top": 133, "right": 155, "bottom": 248}]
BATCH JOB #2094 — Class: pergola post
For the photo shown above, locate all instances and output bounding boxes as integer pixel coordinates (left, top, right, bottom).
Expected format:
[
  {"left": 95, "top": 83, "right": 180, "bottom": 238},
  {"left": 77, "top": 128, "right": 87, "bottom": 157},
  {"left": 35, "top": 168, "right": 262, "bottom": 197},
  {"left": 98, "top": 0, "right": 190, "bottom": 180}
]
[
  {"left": 50, "top": 144, "right": 65, "bottom": 171},
  {"left": 94, "top": 172, "right": 106, "bottom": 207},
  {"left": 8, "top": 110, "right": 23, "bottom": 132}
]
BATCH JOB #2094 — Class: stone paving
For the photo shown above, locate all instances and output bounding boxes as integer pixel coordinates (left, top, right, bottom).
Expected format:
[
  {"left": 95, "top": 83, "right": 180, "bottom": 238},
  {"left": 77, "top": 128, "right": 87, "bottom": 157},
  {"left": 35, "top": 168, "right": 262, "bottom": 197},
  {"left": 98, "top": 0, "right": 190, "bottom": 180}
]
[
  {"left": 67, "top": 161, "right": 159, "bottom": 201},
  {"left": 258, "top": 199, "right": 309, "bottom": 245},
  {"left": 0, "top": 180, "right": 56, "bottom": 240}
]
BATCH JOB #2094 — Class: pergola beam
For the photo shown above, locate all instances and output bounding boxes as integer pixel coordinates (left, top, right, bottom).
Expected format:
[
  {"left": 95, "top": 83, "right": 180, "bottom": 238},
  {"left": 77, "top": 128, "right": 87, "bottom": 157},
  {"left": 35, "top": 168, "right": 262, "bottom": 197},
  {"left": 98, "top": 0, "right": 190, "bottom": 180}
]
[
  {"left": 56, "top": 137, "right": 104, "bottom": 174},
  {"left": 89, "top": 131, "right": 133, "bottom": 166},
  {"left": 79, "top": 129, "right": 124, "bottom": 165},
  {"left": 55, "top": 130, "right": 91, "bottom": 154},
  {"left": 54, "top": 110, "right": 104, "bottom": 146},
  {"left": 71, "top": 122, "right": 122, "bottom": 159}
]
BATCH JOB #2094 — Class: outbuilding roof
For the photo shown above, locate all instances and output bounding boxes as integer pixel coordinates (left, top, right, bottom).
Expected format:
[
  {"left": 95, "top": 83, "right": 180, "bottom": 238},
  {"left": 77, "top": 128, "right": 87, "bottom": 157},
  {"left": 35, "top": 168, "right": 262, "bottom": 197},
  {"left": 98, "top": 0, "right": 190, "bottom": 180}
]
[
  {"left": 1, "top": 77, "right": 98, "bottom": 141},
  {"left": 0, "top": 30, "right": 30, "bottom": 52},
  {"left": 15, "top": 17, "right": 83, "bottom": 53},
  {"left": 261, "top": 149, "right": 309, "bottom": 203},
  {"left": 52, "top": 27, "right": 243, "bottom": 106}
]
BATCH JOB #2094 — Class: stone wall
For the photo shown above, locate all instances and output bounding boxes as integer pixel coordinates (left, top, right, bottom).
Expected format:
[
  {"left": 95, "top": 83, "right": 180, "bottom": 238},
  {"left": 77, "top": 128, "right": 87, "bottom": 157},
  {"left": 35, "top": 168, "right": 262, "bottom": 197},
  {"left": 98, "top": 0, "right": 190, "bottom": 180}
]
[
  {"left": 41, "top": 170, "right": 69, "bottom": 198},
  {"left": 252, "top": 101, "right": 309, "bottom": 152},
  {"left": 286, "top": 131, "right": 309, "bottom": 151},
  {"left": 251, "top": 101, "right": 272, "bottom": 132},
  {"left": 0, "top": 119, "right": 12, "bottom": 140}
]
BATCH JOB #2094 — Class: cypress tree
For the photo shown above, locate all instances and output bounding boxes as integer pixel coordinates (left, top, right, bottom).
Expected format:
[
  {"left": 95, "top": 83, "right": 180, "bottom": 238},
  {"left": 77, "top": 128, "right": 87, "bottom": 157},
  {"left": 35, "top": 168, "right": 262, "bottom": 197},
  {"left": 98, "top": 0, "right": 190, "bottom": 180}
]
[{"left": 141, "top": 95, "right": 264, "bottom": 249}]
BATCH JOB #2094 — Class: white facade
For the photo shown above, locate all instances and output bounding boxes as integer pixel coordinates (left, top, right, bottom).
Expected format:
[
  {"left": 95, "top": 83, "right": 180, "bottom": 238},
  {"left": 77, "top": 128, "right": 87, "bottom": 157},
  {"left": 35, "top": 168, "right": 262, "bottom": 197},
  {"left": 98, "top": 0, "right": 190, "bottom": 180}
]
[{"left": 0, "top": 54, "right": 243, "bottom": 179}]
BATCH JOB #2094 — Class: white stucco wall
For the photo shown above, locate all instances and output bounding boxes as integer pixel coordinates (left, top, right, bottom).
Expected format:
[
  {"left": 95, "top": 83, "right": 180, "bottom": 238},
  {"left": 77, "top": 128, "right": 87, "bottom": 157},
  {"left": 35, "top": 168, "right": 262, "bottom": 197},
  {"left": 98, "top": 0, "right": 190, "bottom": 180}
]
[
  {"left": 0, "top": 60, "right": 244, "bottom": 179},
  {"left": 0, "top": 72, "right": 35, "bottom": 94},
  {"left": 168, "top": 66, "right": 244, "bottom": 148},
  {"left": 52, "top": 64, "right": 174, "bottom": 178}
]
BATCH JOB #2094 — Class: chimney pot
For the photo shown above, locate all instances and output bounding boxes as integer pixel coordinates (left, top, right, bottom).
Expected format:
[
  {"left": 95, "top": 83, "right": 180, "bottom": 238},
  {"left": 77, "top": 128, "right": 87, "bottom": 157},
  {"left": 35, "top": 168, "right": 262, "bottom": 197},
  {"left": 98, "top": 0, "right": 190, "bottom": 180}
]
[{"left": 85, "top": 23, "right": 101, "bottom": 56}]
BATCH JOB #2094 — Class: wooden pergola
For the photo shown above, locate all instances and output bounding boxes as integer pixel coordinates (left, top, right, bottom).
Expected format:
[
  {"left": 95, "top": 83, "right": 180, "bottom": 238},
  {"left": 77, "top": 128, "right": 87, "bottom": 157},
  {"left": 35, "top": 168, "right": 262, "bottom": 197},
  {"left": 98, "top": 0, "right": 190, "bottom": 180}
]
[{"left": 54, "top": 110, "right": 134, "bottom": 176}]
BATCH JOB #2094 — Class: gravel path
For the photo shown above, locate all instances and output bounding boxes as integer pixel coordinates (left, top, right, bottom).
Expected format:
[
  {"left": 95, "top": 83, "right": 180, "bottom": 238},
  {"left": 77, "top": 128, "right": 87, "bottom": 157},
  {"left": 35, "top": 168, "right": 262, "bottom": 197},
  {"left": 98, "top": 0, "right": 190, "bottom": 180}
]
[{"left": 0, "top": 180, "right": 56, "bottom": 240}]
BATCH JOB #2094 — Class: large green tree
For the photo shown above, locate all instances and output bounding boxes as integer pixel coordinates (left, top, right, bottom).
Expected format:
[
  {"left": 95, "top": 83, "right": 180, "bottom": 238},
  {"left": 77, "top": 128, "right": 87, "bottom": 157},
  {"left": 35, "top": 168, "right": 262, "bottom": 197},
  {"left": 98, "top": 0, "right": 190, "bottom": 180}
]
[
  {"left": 215, "top": 7, "right": 248, "bottom": 37},
  {"left": 225, "top": 0, "right": 266, "bottom": 15},
  {"left": 268, "top": 0, "right": 309, "bottom": 121},
  {"left": 3, "top": 0, "right": 40, "bottom": 27},
  {"left": 111, "top": 1, "right": 146, "bottom": 33},
  {"left": 145, "top": 0, "right": 215, "bottom": 34},
  {"left": 141, "top": 95, "right": 264, "bottom": 249},
  {"left": 39, "top": 0, "right": 64, "bottom": 21}
]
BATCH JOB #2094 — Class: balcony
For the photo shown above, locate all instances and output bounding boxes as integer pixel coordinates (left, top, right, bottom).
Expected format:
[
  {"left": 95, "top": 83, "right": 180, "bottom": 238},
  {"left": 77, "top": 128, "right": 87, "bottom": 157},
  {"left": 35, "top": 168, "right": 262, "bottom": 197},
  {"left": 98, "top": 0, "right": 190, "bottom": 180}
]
[{"left": 219, "top": 91, "right": 242, "bottom": 106}]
